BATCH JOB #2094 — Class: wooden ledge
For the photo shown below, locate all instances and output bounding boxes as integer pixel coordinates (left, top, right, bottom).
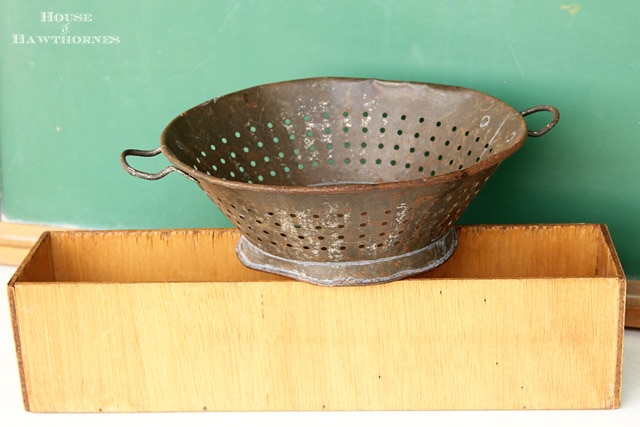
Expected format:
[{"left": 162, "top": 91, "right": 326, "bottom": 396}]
[
  {"left": 0, "top": 222, "right": 71, "bottom": 266},
  {"left": 627, "top": 280, "right": 640, "bottom": 328}
]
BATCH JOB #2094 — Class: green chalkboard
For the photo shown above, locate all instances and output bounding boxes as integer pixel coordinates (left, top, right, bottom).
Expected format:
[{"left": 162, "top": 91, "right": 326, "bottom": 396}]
[{"left": 2, "top": 1, "right": 639, "bottom": 279}]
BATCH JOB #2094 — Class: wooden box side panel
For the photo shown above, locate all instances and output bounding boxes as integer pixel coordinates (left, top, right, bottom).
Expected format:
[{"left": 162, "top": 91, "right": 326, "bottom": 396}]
[
  {"left": 11, "top": 233, "right": 54, "bottom": 283},
  {"left": 30, "top": 224, "right": 621, "bottom": 284},
  {"left": 13, "top": 277, "right": 623, "bottom": 412},
  {"left": 7, "top": 232, "right": 55, "bottom": 411},
  {"left": 47, "top": 229, "right": 284, "bottom": 283},
  {"left": 420, "top": 224, "right": 616, "bottom": 279}
]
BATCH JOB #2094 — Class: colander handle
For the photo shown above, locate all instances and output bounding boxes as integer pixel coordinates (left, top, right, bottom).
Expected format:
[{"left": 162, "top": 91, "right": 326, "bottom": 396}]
[
  {"left": 120, "top": 147, "right": 196, "bottom": 182},
  {"left": 520, "top": 105, "right": 560, "bottom": 137}
]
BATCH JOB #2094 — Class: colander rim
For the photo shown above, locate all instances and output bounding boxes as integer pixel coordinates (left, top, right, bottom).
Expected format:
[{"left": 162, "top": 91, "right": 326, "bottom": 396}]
[{"left": 160, "top": 77, "right": 529, "bottom": 194}]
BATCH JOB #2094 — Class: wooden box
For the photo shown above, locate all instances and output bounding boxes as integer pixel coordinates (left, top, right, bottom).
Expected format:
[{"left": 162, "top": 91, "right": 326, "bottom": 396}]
[{"left": 7, "top": 224, "right": 626, "bottom": 412}]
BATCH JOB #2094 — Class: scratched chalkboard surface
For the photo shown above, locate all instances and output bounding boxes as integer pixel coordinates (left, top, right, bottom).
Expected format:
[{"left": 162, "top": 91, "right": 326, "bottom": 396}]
[{"left": 1, "top": 1, "right": 639, "bottom": 279}]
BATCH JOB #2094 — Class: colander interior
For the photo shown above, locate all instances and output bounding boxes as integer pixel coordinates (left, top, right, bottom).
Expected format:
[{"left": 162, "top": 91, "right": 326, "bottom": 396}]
[{"left": 162, "top": 78, "right": 527, "bottom": 186}]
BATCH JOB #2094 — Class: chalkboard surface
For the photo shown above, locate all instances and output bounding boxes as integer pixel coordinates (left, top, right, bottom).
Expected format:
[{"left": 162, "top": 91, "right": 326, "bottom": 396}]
[{"left": 2, "top": 1, "right": 639, "bottom": 279}]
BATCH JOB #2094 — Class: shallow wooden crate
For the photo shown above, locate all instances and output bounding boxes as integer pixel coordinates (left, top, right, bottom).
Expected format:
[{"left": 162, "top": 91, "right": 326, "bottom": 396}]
[{"left": 7, "top": 224, "right": 625, "bottom": 412}]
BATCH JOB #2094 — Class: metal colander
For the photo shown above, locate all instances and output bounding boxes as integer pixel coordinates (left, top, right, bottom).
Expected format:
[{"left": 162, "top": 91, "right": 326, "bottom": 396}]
[{"left": 121, "top": 77, "right": 559, "bottom": 285}]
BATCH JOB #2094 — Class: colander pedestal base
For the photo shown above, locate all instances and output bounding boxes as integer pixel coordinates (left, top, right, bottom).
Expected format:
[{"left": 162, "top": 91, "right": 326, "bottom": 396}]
[{"left": 236, "top": 228, "right": 458, "bottom": 286}]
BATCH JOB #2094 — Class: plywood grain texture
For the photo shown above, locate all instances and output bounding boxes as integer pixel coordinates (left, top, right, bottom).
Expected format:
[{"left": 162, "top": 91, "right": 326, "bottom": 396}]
[{"left": 7, "top": 225, "right": 626, "bottom": 412}]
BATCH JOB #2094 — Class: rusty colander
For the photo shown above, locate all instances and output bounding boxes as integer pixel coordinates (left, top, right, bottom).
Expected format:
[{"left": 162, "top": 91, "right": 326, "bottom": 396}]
[{"left": 121, "top": 78, "right": 559, "bottom": 285}]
